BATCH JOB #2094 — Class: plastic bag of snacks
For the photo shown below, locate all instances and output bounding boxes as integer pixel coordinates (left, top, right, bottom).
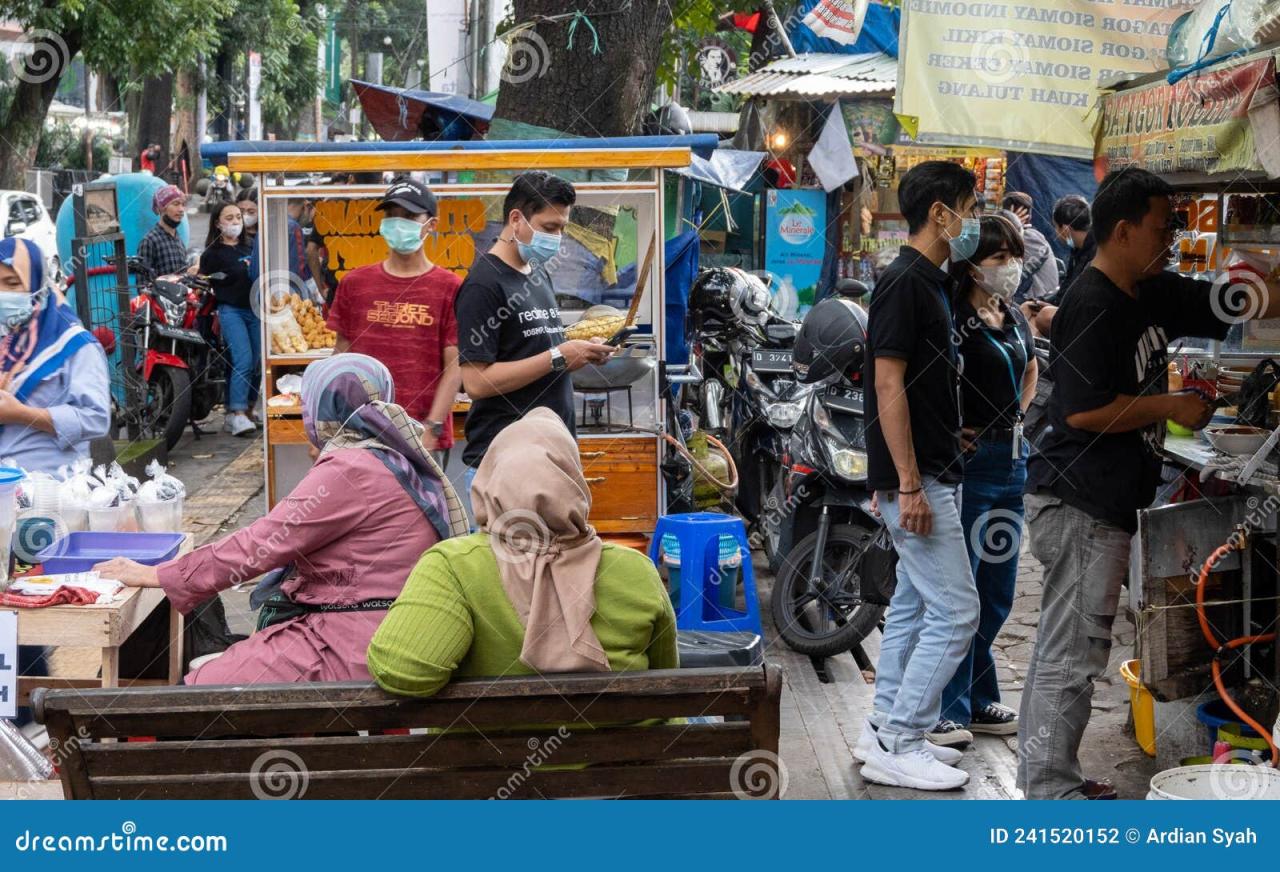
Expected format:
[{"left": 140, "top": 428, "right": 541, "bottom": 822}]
[
  {"left": 267, "top": 289, "right": 309, "bottom": 354},
  {"left": 57, "top": 457, "right": 100, "bottom": 533},
  {"left": 88, "top": 463, "right": 139, "bottom": 532},
  {"left": 135, "top": 459, "right": 186, "bottom": 532}
]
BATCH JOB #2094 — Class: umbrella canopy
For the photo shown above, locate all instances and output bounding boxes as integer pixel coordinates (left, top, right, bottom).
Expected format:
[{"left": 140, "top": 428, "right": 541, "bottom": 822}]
[{"left": 351, "top": 79, "right": 494, "bottom": 142}]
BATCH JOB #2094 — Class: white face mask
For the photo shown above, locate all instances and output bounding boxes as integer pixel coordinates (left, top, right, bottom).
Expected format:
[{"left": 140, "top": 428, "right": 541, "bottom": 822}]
[
  {"left": 242, "top": 213, "right": 258, "bottom": 228},
  {"left": 221, "top": 222, "right": 244, "bottom": 240},
  {"left": 977, "top": 259, "right": 1022, "bottom": 300}
]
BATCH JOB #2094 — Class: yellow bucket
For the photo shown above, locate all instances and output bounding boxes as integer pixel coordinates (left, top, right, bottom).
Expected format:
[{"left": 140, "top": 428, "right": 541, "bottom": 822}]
[{"left": 1120, "top": 659, "right": 1156, "bottom": 756}]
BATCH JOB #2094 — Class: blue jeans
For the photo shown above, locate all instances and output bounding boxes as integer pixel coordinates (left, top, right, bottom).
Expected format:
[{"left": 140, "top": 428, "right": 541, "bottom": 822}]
[
  {"left": 219, "top": 304, "right": 261, "bottom": 412},
  {"left": 871, "top": 478, "right": 980, "bottom": 753},
  {"left": 940, "top": 438, "right": 1027, "bottom": 725}
]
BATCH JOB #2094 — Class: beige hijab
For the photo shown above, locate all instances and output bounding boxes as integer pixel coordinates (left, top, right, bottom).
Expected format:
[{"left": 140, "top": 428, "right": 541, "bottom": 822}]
[{"left": 471, "top": 408, "right": 610, "bottom": 673}]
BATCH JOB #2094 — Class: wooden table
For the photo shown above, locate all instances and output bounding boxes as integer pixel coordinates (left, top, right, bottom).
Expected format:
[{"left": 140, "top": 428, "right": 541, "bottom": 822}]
[{"left": 13, "top": 534, "right": 192, "bottom": 705}]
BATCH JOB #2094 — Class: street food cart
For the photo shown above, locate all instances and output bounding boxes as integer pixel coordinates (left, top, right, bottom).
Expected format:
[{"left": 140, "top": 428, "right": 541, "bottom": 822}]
[
  {"left": 1096, "top": 47, "right": 1280, "bottom": 766},
  {"left": 216, "top": 136, "right": 716, "bottom": 542}
]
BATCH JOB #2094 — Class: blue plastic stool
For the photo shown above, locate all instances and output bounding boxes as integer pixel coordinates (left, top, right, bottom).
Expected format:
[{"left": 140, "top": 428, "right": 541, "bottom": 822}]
[
  {"left": 659, "top": 531, "right": 742, "bottom": 609},
  {"left": 649, "top": 512, "right": 761, "bottom": 636}
]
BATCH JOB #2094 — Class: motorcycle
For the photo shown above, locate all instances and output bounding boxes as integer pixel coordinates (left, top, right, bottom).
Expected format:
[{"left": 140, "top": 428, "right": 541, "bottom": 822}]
[
  {"left": 116, "top": 257, "right": 228, "bottom": 450},
  {"left": 768, "top": 280, "right": 897, "bottom": 657},
  {"left": 687, "top": 268, "right": 811, "bottom": 558}
]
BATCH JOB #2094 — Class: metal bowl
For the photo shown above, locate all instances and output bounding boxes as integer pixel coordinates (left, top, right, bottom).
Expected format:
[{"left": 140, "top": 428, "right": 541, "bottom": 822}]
[{"left": 572, "top": 345, "right": 656, "bottom": 391}]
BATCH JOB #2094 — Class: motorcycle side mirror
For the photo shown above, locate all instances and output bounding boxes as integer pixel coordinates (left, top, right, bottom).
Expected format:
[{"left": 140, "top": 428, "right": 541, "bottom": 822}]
[{"left": 835, "top": 278, "right": 870, "bottom": 299}]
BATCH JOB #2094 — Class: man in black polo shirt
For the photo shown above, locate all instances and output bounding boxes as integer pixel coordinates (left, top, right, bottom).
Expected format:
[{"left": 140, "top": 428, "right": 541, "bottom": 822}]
[
  {"left": 856, "top": 161, "right": 981, "bottom": 791},
  {"left": 1019, "top": 167, "right": 1280, "bottom": 799}
]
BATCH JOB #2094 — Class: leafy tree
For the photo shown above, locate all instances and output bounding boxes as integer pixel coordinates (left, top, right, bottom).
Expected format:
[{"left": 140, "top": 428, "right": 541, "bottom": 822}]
[{"left": 0, "top": 0, "right": 231, "bottom": 188}]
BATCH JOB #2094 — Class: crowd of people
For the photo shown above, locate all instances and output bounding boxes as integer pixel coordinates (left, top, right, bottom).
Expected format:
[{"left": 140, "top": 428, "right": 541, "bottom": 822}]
[
  {"left": 860, "top": 160, "right": 1280, "bottom": 799},
  {"left": 11, "top": 155, "right": 1274, "bottom": 800}
]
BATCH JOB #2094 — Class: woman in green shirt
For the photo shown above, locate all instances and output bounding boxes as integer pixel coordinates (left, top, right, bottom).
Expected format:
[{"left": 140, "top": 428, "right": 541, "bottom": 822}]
[{"left": 368, "top": 407, "right": 678, "bottom": 696}]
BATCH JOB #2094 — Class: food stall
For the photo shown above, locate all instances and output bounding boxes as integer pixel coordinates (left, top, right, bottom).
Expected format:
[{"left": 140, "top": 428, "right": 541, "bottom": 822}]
[
  {"left": 216, "top": 137, "right": 715, "bottom": 543},
  {"left": 1095, "top": 46, "right": 1280, "bottom": 766}
]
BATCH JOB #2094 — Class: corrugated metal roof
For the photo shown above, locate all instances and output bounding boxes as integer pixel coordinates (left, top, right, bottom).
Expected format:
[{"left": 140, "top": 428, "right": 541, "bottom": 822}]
[
  {"left": 687, "top": 110, "right": 740, "bottom": 134},
  {"left": 715, "top": 52, "right": 896, "bottom": 99}
]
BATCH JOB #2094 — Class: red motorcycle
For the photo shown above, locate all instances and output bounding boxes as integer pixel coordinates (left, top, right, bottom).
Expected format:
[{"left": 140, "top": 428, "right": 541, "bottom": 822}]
[{"left": 117, "top": 257, "right": 229, "bottom": 450}]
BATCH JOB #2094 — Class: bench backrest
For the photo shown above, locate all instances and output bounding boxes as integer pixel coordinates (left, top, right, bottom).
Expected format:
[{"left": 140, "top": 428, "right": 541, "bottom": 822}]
[{"left": 34, "top": 664, "right": 782, "bottom": 800}]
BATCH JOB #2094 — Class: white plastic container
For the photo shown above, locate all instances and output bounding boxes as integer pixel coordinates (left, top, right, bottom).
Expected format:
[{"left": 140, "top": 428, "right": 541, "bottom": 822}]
[
  {"left": 1147, "top": 764, "right": 1280, "bottom": 800},
  {"left": 88, "top": 504, "right": 130, "bottom": 533},
  {"left": 0, "top": 467, "right": 23, "bottom": 589},
  {"left": 136, "top": 496, "right": 184, "bottom": 533}
]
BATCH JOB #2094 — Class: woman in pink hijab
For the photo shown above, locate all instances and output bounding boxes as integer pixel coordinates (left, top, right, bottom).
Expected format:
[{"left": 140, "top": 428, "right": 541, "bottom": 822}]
[{"left": 368, "top": 407, "right": 678, "bottom": 696}]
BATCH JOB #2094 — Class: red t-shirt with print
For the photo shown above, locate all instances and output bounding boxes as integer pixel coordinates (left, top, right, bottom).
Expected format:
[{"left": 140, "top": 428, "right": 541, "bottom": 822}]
[{"left": 326, "top": 262, "right": 461, "bottom": 448}]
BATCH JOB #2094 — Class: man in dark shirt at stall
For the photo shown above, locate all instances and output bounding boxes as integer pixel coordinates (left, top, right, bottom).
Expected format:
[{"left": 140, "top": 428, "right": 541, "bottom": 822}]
[
  {"left": 859, "top": 160, "right": 981, "bottom": 792},
  {"left": 454, "top": 171, "right": 614, "bottom": 499},
  {"left": 1019, "top": 167, "right": 1280, "bottom": 799}
]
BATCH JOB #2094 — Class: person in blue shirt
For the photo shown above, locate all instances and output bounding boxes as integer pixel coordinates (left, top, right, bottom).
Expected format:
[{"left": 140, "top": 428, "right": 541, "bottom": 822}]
[
  {"left": 0, "top": 237, "right": 110, "bottom": 474},
  {"left": 0, "top": 236, "right": 111, "bottom": 725}
]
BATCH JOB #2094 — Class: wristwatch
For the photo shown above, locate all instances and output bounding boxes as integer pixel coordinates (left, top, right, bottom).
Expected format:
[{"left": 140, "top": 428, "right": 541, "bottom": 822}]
[
  {"left": 425, "top": 420, "right": 445, "bottom": 438},
  {"left": 549, "top": 346, "right": 567, "bottom": 372}
]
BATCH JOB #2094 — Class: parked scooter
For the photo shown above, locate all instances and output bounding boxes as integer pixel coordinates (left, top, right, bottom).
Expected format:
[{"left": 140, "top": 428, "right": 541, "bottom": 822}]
[
  {"left": 768, "top": 280, "right": 897, "bottom": 657},
  {"left": 115, "top": 256, "right": 228, "bottom": 450},
  {"left": 687, "top": 267, "right": 811, "bottom": 556}
]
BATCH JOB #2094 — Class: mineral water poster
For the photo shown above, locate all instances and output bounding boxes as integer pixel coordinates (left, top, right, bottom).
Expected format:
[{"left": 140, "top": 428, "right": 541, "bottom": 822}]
[{"left": 764, "top": 188, "right": 827, "bottom": 313}]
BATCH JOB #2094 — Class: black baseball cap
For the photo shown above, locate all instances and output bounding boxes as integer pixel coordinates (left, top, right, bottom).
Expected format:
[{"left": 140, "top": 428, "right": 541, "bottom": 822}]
[{"left": 377, "top": 178, "right": 438, "bottom": 216}]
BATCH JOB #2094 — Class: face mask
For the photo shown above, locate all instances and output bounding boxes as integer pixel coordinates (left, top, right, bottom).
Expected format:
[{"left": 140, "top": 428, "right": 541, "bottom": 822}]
[
  {"left": 161, "top": 214, "right": 182, "bottom": 229},
  {"left": 221, "top": 222, "right": 243, "bottom": 240},
  {"left": 944, "top": 209, "right": 981, "bottom": 262},
  {"left": 380, "top": 217, "right": 425, "bottom": 254},
  {"left": 977, "top": 259, "right": 1023, "bottom": 300},
  {"left": 516, "top": 215, "right": 562, "bottom": 265},
  {"left": 0, "top": 292, "right": 35, "bottom": 330},
  {"left": 243, "top": 213, "right": 258, "bottom": 228},
  {"left": 1063, "top": 232, "right": 1075, "bottom": 250}
]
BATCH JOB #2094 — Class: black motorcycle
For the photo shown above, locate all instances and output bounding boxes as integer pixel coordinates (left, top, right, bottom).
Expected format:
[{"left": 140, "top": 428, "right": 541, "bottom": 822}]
[
  {"left": 768, "top": 282, "right": 897, "bottom": 657},
  {"left": 688, "top": 268, "right": 811, "bottom": 556}
]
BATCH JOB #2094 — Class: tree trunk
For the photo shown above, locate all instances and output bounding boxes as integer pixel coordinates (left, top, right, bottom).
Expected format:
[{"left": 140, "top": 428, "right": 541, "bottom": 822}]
[
  {"left": 0, "top": 27, "right": 83, "bottom": 190},
  {"left": 173, "top": 68, "right": 201, "bottom": 186},
  {"left": 134, "top": 73, "right": 175, "bottom": 173},
  {"left": 494, "top": 0, "right": 674, "bottom": 137}
]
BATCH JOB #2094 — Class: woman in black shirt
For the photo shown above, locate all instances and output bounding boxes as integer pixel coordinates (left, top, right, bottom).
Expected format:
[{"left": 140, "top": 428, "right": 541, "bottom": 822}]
[
  {"left": 930, "top": 214, "right": 1038, "bottom": 748},
  {"left": 199, "top": 201, "right": 258, "bottom": 436}
]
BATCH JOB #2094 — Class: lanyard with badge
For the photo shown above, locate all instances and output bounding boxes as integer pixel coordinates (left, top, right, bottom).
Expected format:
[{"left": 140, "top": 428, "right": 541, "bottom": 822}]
[{"left": 981, "top": 328, "right": 1027, "bottom": 459}]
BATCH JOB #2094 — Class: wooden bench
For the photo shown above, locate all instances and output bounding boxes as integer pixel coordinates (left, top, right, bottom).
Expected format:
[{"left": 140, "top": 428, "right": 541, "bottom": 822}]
[{"left": 34, "top": 664, "right": 783, "bottom": 800}]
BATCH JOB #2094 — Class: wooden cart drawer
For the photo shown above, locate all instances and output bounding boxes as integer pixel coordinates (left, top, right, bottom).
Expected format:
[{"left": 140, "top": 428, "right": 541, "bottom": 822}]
[
  {"left": 267, "top": 416, "right": 309, "bottom": 444},
  {"left": 586, "top": 467, "right": 659, "bottom": 534}
]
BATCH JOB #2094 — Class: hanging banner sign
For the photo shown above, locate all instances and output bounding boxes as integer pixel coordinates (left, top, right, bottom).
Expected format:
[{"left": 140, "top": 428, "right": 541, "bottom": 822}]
[
  {"left": 895, "top": 0, "right": 1178, "bottom": 158},
  {"left": 1097, "top": 57, "right": 1280, "bottom": 178},
  {"left": 764, "top": 188, "right": 827, "bottom": 314}
]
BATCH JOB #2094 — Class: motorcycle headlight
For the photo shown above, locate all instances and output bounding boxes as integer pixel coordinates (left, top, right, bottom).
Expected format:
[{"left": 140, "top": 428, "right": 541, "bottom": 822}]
[
  {"left": 766, "top": 400, "right": 803, "bottom": 428},
  {"left": 821, "top": 434, "right": 867, "bottom": 481}
]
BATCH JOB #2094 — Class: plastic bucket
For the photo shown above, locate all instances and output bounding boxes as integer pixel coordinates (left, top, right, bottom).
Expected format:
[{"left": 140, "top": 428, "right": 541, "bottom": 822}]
[
  {"left": 1147, "top": 764, "right": 1280, "bottom": 799},
  {"left": 1197, "top": 699, "right": 1262, "bottom": 754},
  {"left": 1120, "top": 659, "right": 1157, "bottom": 756},
  {"left": 0, "top": 467, "right": 25, "bottom": 589}
]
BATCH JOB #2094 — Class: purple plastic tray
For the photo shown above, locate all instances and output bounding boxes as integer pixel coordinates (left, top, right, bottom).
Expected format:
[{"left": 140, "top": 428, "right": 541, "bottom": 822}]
[{"left": 36, "top": 532, "right": 185, "bottom": 574}]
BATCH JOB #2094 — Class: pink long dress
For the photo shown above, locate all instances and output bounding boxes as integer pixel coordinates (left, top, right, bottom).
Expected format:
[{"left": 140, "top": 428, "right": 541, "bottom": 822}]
[{"left": 157, "top": 448, "right": 441, "bottom": 685}]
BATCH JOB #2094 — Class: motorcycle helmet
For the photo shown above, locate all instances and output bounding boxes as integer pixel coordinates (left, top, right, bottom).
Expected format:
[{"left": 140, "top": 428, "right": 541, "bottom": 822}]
[
  {"left": 792, "top": 295, "right": 868, "bottom": 383},
  {"left": 729, "top": 268, "right": 772, "bottom": 327},
  {"left": 689, "top": 267, "right": 737, "bottom": 324}
]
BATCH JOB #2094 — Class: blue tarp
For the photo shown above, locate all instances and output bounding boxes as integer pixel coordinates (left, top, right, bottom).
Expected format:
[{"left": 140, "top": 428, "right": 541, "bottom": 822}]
[
  {"left": 662, "top": 230, "right": 700, "bottom": 366},
  {"left": 201, "top": 134, "right": 721, "bottom": 166},
  {"left": 788, "top": 1, "right": 901, "bottom": 58},
  {"left": 1004, "top": 151, "right": 1098, "bottom": 261}
]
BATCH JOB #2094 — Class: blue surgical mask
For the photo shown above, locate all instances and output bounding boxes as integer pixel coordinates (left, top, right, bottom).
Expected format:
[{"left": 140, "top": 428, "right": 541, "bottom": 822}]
[
  {"left": 948, "top": 216, "right": 981, "bottom": 262},
  {"left": 380, "top": 217, "right": 425, "bottom": 254},
  {"left": 516, "top": 216, "right": 562, "bottom": 265},
  {"left": 1065, "top": 234, "right": 1076, "bottom": 250},
  {"left": 0, "top": 292, "right": 34, "bottom": 331}
]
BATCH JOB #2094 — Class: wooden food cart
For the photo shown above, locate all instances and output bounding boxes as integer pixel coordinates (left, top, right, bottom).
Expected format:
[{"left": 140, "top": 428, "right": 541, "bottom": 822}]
[{"left": 221, "top": 137, "right": 710, "bottom": 541}]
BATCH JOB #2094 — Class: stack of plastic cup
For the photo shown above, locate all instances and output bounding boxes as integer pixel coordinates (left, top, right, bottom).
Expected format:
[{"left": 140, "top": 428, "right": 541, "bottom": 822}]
[{"left": 0, "top": 467, "right": 25, "bottom": 589}]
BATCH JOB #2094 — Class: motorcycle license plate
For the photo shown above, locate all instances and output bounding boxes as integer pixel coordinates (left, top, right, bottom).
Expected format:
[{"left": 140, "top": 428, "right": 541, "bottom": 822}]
[
  {"left": 750, "top": 348, "right": 793, "bottom": 374},
  {"left": 153, "top": 324, "right": 205, "bottom": 345},
  {"left": 822, "top": 385, "right": 863, "bottom": 413}
]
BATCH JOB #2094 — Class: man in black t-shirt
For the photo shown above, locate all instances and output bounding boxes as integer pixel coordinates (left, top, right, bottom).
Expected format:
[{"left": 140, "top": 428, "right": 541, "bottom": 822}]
[
  {"left": 1018, "top": 167, "right": 1280, "bottom": 799},
  {"left": 856, "top": 161, "right": 982, "bottom": 792},
  {"left": 455, "top": 172, "right": 614, "bottom": 497}
]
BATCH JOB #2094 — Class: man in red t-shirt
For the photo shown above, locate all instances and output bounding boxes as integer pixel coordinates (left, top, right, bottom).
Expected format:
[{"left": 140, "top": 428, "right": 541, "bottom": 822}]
[{"left": 327, "top": 178, "right": 461, "bottom": 454}]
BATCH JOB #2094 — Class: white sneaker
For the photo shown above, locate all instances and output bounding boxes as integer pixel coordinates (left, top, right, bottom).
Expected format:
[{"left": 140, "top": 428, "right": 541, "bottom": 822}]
[
  {"left": 861, "top": 741, "right": 969, "bottom": 791},
  {"left": 226, "top": 412, "right": 257, "bottom": 437},
  {"left": 853, "top": 719, "right": 963, "bottom": 766}
]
